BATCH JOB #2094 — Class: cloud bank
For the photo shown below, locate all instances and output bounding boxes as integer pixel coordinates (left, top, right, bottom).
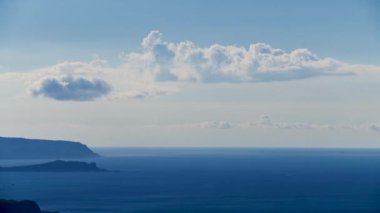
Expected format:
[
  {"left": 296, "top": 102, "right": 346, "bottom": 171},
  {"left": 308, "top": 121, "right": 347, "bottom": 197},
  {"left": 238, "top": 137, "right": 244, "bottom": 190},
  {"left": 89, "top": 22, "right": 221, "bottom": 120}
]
[
  {"left": 122, "top": 31, "right": 378, "bottom": 83},
  {"left": 2, "top": 30, "right": 380, "bottom": 101},
  {"left": 189, "top": 121, "right": 234, "bottom": 129},
  {"left": 174, "top": 115, "right": 380, "bottom": 133}
]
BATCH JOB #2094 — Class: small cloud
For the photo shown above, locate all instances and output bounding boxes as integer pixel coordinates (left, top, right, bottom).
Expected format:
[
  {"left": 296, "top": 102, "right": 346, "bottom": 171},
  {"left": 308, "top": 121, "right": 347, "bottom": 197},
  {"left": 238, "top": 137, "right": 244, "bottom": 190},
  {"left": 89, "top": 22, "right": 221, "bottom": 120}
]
[
  {"left": 30, "top": 76, "right": 111, "bottom": 101},
  {"left": 247, "top": 115, "right": 312, "bottom": 130},
  {"left": 141, "top": 30, "right": 163, "bottom": 50},
  {"left": 196, "top": 121, "right": 234, "bottom": 129},
  {"left": 172, "top": 120, "right": 235, "bottom": 129},
  {"left": 368, "top": 124, "right": 380, "bottom": 132},
  {"left": 110, "top": 85, "right": 178, "bottom": 100}
]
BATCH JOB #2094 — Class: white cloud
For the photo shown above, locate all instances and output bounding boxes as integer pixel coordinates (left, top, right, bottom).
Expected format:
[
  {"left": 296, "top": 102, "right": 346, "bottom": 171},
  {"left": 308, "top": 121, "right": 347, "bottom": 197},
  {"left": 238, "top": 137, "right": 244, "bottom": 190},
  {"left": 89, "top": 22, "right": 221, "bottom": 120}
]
[
  {"left": 194, "top": 121, "right": 234, "bottom": 129},
  {"left": 244, "top": 115, "right": 313, "bottom": 129},
  {"left": 1, "top": 30, "right": 380, "bottom": 101},
  {"left": 7, "top": 59, "right": 177, "bottom": 101},
  {"left": 168, "top": 120, "right": 235, "bottom": 129},
  {"left": 171, "top": 115, "right": 380, "bottom": 133},
  {"left": 120, "top": 31, "right": 380, "bottom": 83},
  {"left": 141, "top": 30, "right": 164, "bottom": 50},
  {"left": 109, "top": 85, "right": 178, "bottom": 100}
]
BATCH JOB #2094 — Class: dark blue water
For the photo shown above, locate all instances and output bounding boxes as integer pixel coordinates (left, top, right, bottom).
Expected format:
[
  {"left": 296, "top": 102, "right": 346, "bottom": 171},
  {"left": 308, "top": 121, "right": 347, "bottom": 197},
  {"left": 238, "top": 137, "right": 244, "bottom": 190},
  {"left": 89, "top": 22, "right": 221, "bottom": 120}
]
[{"left": 1, "top": 148, "right": 380, "bottom": 212}]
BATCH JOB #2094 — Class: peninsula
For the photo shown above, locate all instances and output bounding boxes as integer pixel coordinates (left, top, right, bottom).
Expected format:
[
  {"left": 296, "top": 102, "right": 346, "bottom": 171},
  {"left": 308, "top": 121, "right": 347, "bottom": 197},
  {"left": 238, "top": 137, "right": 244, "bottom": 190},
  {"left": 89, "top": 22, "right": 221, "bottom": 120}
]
[
  {"left": 0, "top": 137, "right": 99, "bottom": 159},
  {"left": 0, "top": 160, "right": 108, "bottom": 172}
]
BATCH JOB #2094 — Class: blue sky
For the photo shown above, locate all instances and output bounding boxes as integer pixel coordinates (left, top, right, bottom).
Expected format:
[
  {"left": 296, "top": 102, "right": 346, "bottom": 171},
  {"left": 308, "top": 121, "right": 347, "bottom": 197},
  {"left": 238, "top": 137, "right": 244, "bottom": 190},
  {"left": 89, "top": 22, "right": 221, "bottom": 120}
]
[
  {"left": 1, "top": 0, "right": 379, "bottom": 71},
  {"left": 1, "top": 0, "right": 380, "bottom": 147}
]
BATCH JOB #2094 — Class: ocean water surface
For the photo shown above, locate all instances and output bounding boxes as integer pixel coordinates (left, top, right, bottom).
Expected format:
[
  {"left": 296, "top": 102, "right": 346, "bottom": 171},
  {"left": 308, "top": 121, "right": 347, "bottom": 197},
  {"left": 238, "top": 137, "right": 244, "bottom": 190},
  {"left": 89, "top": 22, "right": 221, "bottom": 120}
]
[{"left": 1, "top": 148, "right": 380, "bottom": 212}]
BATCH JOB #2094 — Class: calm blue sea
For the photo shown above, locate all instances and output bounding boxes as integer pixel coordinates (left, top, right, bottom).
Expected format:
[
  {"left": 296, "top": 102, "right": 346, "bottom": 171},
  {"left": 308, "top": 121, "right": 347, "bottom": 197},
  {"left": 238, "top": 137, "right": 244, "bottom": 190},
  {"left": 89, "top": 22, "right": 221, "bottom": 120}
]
[{"left": 1, "top": 148, "right": 380, "bottom": 212}]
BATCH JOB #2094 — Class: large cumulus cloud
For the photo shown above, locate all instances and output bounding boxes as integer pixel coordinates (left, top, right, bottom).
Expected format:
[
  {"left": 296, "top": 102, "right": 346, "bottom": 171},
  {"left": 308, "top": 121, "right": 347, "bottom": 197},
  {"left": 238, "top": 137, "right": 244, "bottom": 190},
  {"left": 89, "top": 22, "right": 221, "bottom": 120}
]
[{"left": 121, "top": 31, "right": 376, "bottom": 83}]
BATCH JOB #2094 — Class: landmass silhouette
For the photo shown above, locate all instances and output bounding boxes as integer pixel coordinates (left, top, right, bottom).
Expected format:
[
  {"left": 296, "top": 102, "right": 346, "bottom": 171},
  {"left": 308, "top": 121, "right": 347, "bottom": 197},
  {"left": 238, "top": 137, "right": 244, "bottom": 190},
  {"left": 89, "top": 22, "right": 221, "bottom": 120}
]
[
  {"left": 0, "top": 136, "right": 99, "bottom": 159},
  {"left": 0, "top": 160, "right": 109, "bottom": 172},
  {"left": 0, "top": 199, "right": 58, "bottom": 213},
  {"left": 0, "top": 137, "right": 106, "bottom": 212}
]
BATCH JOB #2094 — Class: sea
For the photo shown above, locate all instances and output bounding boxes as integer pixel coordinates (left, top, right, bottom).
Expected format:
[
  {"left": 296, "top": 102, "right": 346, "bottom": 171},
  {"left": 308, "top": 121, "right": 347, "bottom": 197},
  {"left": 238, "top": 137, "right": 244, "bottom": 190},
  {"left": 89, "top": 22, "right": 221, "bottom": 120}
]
[{"left": 1, "top": 148, "right": 380, "bottom": 213}]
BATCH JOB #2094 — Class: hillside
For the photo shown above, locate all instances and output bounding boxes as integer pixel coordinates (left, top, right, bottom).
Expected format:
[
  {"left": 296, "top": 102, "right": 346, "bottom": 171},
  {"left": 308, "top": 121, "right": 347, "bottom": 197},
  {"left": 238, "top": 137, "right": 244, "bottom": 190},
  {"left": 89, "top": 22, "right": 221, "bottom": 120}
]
[{"left": 0, "top": 137, "right": 99, "bottom": 159}]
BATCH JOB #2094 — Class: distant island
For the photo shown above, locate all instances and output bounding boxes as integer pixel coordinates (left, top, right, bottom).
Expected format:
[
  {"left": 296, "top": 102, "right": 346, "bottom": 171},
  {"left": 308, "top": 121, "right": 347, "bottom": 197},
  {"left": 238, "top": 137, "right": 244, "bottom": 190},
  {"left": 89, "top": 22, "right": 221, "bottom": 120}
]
[
  {"left": 0, "top": 136, "right": 99, "bottom": 159},
  {"left": 0, "top": 160, "right": 109, "bottom": 172},
  {"left": 0, "top": 199, "right": 58, "bottom": 213}
]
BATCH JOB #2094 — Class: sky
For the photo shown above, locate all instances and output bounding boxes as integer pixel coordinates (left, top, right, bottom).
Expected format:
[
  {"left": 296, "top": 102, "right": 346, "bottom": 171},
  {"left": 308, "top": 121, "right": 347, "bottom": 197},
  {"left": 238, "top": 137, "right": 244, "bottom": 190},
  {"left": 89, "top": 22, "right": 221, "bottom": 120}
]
[{"left": 1, "top": 0, "right": 380, "bottom": 147}]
